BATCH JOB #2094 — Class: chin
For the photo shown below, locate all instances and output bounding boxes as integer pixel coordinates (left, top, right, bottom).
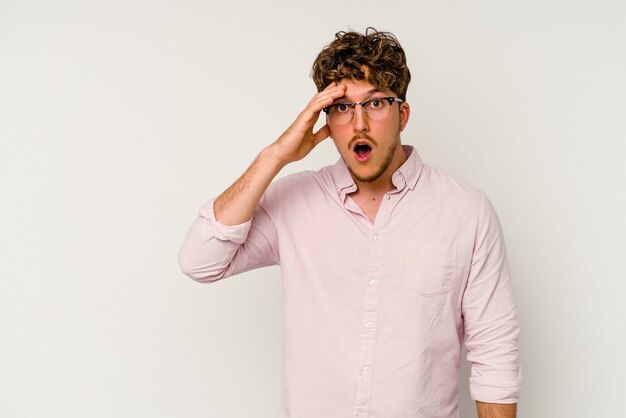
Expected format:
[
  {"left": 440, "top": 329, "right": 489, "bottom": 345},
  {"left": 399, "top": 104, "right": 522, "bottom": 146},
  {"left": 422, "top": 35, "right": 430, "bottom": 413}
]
[
  {"left": 353, "top": 152, "right": 395, "bottom": 184},
  {"left": 348, "top": 163, "right": 387, "bottom": 183}
]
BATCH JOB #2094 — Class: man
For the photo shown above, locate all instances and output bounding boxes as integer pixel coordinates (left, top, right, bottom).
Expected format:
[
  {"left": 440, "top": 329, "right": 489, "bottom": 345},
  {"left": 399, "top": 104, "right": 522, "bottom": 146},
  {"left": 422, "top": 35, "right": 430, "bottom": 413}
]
[{"left": 179, "top": 28, "right": 521, "bottom": 418}]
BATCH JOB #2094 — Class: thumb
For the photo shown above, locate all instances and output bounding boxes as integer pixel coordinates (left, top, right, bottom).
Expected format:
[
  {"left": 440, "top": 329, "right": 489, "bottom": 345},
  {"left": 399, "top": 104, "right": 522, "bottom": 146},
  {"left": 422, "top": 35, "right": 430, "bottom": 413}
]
[{"left": 312, "top": 124, "right": 331, "bottom": 147}]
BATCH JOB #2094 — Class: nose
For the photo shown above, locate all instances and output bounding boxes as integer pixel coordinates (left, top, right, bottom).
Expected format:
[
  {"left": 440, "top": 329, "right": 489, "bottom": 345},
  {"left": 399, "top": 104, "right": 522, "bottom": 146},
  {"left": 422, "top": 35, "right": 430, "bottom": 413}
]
[{"left": 352, "top": 103, "right": 369, "bottom": 133}]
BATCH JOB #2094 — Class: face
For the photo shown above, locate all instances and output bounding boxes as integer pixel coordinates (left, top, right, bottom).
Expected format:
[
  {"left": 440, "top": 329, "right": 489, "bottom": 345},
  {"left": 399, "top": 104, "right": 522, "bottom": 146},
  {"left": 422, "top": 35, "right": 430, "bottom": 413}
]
[{"left": 327, "top": 78, "right": 410, "bottom": 185}]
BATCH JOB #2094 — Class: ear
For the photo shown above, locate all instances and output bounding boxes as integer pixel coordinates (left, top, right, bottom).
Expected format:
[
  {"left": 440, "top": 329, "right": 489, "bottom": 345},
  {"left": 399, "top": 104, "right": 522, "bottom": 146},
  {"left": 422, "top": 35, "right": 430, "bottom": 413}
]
[{"left": 399, "top": 102, "right": 410, "bottom": 131}]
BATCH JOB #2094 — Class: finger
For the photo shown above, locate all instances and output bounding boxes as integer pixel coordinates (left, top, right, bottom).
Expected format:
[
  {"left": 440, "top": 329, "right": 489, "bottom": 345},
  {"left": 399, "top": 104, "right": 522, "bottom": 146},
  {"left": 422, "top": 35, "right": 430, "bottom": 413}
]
[
  {"left": 316, "top": 82, "right": 345, "bottom": 97},
  {"left": 310, "top": 90, "right": 344, "bottom": 109},
  {"left": 298, "top": 85, "right": 346, "bottom": 126},
  {"left": 315, "top": 87, "right": 345, "bottom": 103},
  {"left": 318, "top": 83, "right": 345, "bottom": 97},
  {"left": 308, "top": 86, "right": 345, "bottom": 112},
  {"left": 322, "top": 81, "right": 339, "bottom": 91},
  {"left": 299, "top": 95, "right": 336, "bottom": 124}
]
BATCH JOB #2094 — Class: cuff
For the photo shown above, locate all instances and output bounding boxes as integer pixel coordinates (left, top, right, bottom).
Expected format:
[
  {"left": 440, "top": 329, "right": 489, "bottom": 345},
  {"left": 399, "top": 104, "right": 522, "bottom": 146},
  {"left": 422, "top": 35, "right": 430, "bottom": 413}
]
[
  {"left": 197, "top": 198, "right": 252, "bottom": 244},
  {"left": 469, "top": 372, "right": 522, "bottom": 404}
]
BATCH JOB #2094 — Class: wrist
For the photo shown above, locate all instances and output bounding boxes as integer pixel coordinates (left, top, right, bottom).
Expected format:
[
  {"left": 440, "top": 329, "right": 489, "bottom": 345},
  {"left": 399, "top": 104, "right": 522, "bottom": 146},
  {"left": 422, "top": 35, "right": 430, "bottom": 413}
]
[{"left": 263, "top": 144, "right": 290, "bottom": 170}]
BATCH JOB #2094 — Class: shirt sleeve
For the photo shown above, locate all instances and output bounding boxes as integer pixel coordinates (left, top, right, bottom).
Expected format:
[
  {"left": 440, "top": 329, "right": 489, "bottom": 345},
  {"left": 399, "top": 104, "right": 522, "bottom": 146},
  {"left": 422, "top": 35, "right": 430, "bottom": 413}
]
[
  {"left": 178, "top": 193, "right": 280, "bottom": 283},
  {"left": 462, "top": 193, "right": 522, "bottom": 403}
]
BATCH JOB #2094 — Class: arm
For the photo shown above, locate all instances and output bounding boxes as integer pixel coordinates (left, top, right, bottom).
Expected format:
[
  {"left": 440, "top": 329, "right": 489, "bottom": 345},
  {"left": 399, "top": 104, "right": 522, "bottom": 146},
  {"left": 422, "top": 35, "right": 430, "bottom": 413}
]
[
  {"left": 476, "top": 401, "right": 517, "bottom": 418},
  {"left": 463, "top": 194, "right": 522, "bottom": 405},
  {"left": 214, "top": 81, "right": 346, "bottom": 225},
  {"left": 178, "top": 82, "right": 346, "bottom": 281}
]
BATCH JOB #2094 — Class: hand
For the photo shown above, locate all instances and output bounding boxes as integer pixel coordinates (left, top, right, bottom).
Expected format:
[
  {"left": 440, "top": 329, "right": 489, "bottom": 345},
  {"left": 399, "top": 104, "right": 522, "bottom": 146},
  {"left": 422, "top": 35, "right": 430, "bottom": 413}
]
[{"left": 268, "top": 82, "right": 346, "bottom": 165}]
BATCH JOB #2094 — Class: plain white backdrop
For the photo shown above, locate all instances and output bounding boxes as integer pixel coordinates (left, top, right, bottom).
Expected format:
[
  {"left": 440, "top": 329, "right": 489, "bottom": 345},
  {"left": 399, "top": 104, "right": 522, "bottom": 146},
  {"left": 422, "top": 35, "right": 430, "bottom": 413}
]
[{"left": 1, "top": 1, "right": 625, "bottom": 417}]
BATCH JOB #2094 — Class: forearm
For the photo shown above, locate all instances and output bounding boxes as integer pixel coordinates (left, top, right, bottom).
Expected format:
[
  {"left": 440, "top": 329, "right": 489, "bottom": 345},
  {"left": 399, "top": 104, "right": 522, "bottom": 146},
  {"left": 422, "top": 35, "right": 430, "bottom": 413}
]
[
  {"left": 214, "top": 82, "right": 344, "bottom": 226},
  {"left": 476, "top": 401, "right": 517, "bottom": 418},
  {"left": 213, "top": 145, "right": 286, "bottom": 226}
]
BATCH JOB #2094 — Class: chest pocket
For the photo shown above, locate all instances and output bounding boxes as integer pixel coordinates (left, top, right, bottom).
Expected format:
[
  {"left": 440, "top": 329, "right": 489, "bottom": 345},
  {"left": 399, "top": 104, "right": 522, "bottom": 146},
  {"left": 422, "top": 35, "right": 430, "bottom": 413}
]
[{"left": 403, "top": 241, "right": 458, "bottom": 295}]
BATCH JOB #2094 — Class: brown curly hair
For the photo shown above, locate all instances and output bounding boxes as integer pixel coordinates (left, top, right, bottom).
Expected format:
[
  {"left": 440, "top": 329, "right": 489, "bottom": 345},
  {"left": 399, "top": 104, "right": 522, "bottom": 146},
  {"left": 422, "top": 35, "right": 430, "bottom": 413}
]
[{"left": 311, "top": 28, "right": 411, "bottom": 101}]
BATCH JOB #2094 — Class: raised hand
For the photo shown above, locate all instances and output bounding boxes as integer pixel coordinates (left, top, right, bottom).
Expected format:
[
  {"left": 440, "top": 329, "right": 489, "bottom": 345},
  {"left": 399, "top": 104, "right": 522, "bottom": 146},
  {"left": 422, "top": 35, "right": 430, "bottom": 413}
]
[{"left": 269, "top": 82, "right": 346, "bottom": 165}]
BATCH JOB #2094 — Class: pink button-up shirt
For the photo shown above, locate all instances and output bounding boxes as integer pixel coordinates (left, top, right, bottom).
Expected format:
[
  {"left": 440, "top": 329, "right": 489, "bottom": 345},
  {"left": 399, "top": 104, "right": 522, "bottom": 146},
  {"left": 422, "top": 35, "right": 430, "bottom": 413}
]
[{"left": 178, "top": 145, "right": 521, "bottom": 418}]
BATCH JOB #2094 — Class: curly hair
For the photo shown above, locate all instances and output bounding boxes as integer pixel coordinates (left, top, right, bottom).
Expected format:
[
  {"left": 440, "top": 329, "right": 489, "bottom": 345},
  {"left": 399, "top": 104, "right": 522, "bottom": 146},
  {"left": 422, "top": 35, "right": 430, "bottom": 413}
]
[{"left": 311, "top": 28, "right": 411, "bottom": 101}]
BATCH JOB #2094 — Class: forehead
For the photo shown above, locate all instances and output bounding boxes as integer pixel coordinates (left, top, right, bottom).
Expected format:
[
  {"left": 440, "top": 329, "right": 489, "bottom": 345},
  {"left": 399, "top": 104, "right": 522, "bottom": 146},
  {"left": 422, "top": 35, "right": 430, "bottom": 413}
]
[{"left": 336, "top": 78, "right": 393, "bottom": 101}]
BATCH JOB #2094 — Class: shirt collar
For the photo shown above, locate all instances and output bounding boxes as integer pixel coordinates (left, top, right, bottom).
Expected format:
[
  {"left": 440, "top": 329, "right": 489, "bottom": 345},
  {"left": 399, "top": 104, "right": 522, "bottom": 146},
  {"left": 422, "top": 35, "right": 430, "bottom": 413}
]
[{"left": 332, "top": 144, "right": 424, "bottom": 201}]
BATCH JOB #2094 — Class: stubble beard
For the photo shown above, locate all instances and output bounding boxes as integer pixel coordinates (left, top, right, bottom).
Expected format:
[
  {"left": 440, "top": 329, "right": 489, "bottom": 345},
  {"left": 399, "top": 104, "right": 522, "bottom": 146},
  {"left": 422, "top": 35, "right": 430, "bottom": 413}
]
[{"left": 348, "top": 140, "right": 398, "bottom": 183}]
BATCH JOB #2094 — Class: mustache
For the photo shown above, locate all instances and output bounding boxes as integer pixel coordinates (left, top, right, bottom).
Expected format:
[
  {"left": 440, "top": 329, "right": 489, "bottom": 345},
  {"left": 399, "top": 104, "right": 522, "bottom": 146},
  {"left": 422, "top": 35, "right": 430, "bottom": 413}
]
[{"left": 349, "top": 134, "right": 377, "bottom": 150}]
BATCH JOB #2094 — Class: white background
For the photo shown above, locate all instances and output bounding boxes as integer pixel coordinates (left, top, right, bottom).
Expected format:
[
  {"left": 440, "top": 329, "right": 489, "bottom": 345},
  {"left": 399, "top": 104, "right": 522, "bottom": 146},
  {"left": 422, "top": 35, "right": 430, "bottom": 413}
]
[{"left": 1, "top": 1, "right": 625, "bottom": 417}]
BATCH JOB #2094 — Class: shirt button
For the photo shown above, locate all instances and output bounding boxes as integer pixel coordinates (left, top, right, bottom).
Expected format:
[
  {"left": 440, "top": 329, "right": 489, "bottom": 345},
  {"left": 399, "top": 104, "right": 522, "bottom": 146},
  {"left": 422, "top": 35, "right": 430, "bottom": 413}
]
[
  {"left": 369, "top": 279, "right": 377, "bottom": 286},
  {"left": 361, "top": 366, "right": 371, "bottom": 374},
  {"left": 372, "top": 233, "right": 379, "bottom": 241},
  {"left": 365, "top": 321, "right": 373, "bottom": 329}
]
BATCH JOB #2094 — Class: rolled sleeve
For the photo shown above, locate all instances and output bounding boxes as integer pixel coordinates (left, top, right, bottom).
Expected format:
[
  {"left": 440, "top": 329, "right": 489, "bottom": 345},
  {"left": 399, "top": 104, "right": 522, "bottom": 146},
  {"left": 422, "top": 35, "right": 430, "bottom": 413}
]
[
  {"left": 198, "top": 198, "right": 253, "bottom": 244},
  {"left": 463, "top": 193, "right": 522, "bottom": 403},
  {"left": 178, "top": 198, "right": 279, "bottom": 283}
]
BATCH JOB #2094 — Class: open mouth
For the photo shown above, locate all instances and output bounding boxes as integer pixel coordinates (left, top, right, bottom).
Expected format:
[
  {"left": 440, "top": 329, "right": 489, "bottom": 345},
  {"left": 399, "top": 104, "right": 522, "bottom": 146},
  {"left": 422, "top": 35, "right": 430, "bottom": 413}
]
[{"left": 353, "top": 142, "right": 373, "bottom": 161}]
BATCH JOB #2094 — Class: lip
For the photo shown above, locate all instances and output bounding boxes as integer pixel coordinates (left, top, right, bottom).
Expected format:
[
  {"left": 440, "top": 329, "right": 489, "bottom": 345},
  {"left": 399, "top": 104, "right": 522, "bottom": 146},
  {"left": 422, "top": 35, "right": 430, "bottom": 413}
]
[
  {"left": 352, "top": 140, "right": 374, "bottom": 163},
  {"left": 354, "top": 151, "right": 372, "bottom": 163}
]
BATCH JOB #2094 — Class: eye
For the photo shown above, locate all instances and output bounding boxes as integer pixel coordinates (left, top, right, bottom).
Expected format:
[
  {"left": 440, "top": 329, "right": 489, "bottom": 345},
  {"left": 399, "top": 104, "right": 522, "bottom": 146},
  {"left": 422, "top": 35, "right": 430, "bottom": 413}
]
[
  {"left": 367, "top": 99, "right": 385, "bottom": 109},
  {"left": 335, "top": 103, "right": 351, "bottom": 113}
]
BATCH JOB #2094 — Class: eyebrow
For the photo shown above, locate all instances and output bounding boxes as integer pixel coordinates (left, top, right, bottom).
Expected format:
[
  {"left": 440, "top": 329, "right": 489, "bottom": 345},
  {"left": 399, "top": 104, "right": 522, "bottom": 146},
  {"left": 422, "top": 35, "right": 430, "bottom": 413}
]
[{"left": 335, "top": 88, "right": 384, "bottom": 102}]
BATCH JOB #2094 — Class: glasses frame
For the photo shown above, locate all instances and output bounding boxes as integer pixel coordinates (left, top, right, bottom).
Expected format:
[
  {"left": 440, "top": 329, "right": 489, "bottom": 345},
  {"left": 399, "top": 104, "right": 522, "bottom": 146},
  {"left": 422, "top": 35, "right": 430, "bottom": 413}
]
[{"left": 322, "top": 97, "right": 404, "bottom": 126}]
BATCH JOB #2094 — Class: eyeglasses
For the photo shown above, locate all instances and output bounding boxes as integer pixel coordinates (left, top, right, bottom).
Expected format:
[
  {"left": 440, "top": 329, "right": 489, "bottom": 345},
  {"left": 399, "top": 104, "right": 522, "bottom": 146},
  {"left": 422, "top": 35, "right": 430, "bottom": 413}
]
[{"left": 322, "top": 97, "right": 403, "bottom": 126}]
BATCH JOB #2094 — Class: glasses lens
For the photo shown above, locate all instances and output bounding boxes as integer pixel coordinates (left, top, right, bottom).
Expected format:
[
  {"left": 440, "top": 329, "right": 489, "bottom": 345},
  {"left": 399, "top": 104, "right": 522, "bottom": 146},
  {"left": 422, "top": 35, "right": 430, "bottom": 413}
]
[
  {"left": 328, "top": 103, "right": 353, "bottom": 126},
  {"left": 364, "top": 98, "right": 392, "bottom": 121}
]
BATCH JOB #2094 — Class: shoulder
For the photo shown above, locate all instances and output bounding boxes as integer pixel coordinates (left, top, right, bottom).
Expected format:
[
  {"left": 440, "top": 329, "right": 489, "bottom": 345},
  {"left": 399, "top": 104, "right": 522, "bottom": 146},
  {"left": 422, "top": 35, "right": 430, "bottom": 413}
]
[
  {"left": 417, "top": 164, "right": 505, "bottom": 240},
  {"left": 420, "top": 164, "right": 486, "bottom": 207},
  {"left": 423, "top": 165, "right": 506, "bottom": 232}
]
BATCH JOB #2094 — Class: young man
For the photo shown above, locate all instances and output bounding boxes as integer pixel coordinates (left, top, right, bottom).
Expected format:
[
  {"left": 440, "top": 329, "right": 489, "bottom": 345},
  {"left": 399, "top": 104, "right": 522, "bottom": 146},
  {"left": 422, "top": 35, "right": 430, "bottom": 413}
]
[{"left": 179, "top": 29, "right": 521, "bottom": 418}]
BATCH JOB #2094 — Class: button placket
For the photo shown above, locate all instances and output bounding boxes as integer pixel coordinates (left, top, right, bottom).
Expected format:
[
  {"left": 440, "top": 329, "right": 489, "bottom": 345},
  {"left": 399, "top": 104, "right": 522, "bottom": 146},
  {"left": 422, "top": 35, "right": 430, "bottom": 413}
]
[{"left": 355, "top": 227, "right": 382, "bottom": 415}]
